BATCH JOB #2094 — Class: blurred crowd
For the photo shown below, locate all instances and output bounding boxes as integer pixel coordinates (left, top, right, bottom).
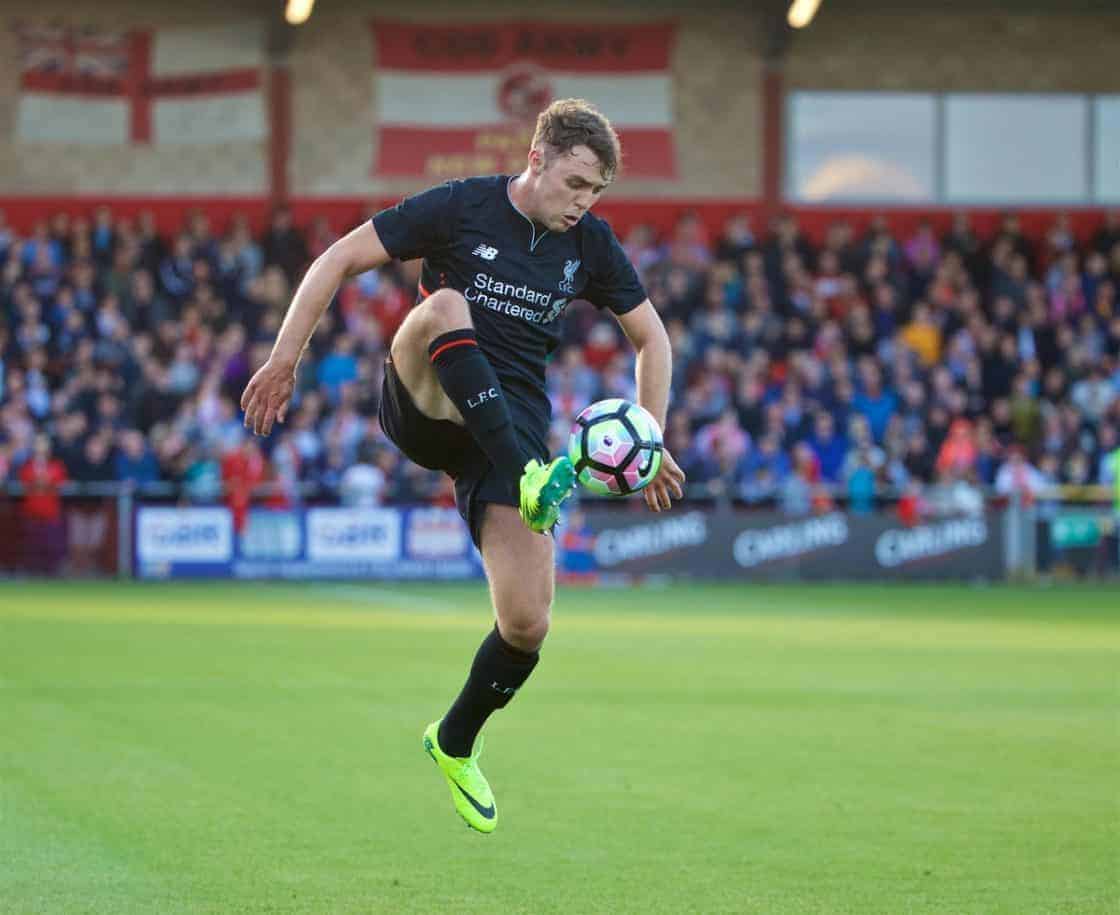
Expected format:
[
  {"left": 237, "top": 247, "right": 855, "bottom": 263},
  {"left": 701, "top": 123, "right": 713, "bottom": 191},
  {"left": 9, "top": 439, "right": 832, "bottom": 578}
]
[{"left": 2, "top": 201, "right": 1120, "bottom": 524}]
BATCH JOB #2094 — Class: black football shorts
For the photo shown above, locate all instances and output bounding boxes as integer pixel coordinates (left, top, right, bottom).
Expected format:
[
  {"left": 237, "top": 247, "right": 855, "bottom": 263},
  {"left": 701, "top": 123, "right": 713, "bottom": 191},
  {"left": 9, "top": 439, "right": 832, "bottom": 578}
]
[{"left": 379, "top": 358, "right": 518, "bottom": 548}]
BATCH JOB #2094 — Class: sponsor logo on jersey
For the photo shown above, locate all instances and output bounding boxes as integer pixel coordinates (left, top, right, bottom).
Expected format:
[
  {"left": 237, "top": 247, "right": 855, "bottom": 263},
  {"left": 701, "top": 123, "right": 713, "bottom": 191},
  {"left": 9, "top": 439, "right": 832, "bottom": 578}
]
[
  {"left": 542, "top": 296, "right": 569, "bottom": 324},
  {"left": 465, "top": 271, "right": 570, "bottom": 325},
  {"left": 472, "top": 244, "right": 499, "bottom": 260}
]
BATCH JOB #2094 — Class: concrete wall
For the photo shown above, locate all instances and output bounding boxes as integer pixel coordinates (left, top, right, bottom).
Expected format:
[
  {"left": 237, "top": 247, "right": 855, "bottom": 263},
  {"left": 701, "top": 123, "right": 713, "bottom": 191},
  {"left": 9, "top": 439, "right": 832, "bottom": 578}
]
[
  {"left": 0, "top": 2, "right": 1114, "bottom": 198},
  {"left": 0, "top": 0, "right": 268, "bottom": 194},
  {"left": 0, "top": 0, "right": 764, "bottom": 198},
  {"left": 288, "top": 2, "right": 762, "bottom": 199},
  {"left": 786, "top": 9, "right": 1120, "bottom": 92}
]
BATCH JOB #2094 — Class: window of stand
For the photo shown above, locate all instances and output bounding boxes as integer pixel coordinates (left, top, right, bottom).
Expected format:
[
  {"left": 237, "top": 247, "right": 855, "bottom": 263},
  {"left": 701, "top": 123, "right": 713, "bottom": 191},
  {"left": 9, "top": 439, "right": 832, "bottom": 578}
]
[
  {"left": 944, "top": 94, "right": 1089, "bottom": 204},
  {"left": 787, "top": 91, "right": 1118, "bottom": 205},
  {"left": 1094, "top": 95, "right": 1120, "bottom": 204},
  {"left": 787, "top": 92, "right": 936, "bottom": 203}
]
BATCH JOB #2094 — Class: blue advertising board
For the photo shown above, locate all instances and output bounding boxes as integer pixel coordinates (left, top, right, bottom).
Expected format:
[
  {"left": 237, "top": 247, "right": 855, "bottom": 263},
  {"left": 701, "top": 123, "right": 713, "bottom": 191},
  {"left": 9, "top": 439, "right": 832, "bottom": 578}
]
[{"left": 134, "top": 506, "right": 483, "bottom": 580}]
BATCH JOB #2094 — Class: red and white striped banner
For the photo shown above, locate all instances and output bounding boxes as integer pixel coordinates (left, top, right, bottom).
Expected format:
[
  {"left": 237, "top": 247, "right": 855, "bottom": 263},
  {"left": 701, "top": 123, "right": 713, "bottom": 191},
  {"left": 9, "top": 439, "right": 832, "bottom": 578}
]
[
  {"left": 14, "top": 22, "right": 266, "bottom": 146},
  {"left": 371, "top": 21, "right": 677, "bottom": 180}
]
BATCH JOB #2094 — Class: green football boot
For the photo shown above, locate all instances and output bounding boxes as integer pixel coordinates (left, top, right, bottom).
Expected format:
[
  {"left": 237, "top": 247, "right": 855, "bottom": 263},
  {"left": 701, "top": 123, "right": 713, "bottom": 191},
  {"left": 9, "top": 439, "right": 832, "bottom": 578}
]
[
  {"left": 518, "top": 456, "right": 576, "bottom": 533},
  {"left": 422, "top": 721, "right": 497, "bottom": 834}
]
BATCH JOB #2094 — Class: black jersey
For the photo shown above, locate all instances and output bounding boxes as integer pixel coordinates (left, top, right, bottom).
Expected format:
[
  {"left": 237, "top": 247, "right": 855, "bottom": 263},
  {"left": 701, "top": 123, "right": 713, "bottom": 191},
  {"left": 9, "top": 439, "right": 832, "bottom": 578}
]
[{"left": 371, "top": 175, "right": 646, "bottom": 455}]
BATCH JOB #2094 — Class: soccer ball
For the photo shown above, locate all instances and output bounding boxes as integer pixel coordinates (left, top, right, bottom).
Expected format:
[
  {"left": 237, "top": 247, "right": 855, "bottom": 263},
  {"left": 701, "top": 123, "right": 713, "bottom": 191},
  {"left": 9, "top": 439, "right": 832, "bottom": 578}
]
[{"left": 568, "top": 399, "right": 663, "bottom": 497}]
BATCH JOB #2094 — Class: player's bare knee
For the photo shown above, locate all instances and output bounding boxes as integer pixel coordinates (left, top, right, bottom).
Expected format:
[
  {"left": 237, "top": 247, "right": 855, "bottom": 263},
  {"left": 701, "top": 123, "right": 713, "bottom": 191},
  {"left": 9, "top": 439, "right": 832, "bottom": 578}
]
[
  {"left": 389, "top": 288, "right": 471, "bottom": 363},
  {"left": 499, "top": 611, "right": 551, "bottom": 653},
  {"left": 418, "top": 288, "right": 472, "bottom": 338}
]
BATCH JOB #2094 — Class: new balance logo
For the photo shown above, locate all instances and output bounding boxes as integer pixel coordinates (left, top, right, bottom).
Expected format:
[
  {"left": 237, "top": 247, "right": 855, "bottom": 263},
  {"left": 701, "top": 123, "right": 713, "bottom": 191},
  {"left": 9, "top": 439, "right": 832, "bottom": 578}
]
[{"left": 472, "top": 244, "right": 499, "bottom": 260}]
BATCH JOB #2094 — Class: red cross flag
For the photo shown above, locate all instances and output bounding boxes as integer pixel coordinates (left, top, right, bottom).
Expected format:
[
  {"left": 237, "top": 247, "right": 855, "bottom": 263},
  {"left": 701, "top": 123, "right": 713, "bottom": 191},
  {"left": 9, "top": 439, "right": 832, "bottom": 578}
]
[
  {"left": 14, "top": 22, "right": 265, "bottom": 145},
  {"left": 371, "top": 21, "right": 677, "bottom": 180}
]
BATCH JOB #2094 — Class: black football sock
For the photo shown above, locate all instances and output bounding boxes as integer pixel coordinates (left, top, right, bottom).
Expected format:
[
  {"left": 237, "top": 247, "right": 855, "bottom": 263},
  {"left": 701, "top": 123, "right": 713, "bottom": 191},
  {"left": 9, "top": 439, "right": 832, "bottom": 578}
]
[
  {"left": 429, "top": 330, "right": 528, "bottom": 492},
  {"left": 438, "top": 625, "right": 540, "bottom": 757}
]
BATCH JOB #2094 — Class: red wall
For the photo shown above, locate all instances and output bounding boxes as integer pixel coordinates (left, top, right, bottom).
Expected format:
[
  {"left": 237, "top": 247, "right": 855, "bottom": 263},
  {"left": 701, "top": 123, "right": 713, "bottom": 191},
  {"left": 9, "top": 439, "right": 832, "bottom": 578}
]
[{"left": 0, "top": 195, "right": 1111, "bottom": 246}]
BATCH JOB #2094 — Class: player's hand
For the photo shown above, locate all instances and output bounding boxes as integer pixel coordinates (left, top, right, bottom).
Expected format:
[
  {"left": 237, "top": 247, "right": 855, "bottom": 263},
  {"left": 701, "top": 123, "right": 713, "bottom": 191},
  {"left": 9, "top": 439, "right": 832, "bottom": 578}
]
[
  {"left": 240, "top": 358, "right": 296, "bottom": 436},
  {"left": 644, "top": 448, "right": 685, "bottom": 513}
]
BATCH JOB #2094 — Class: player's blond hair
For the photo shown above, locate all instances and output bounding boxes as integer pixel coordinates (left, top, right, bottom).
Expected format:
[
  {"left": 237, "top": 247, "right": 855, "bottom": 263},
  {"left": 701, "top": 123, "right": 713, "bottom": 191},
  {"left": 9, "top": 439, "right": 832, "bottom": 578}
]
[{"left": 532, "top": 98, "right": 621, "bottom": 182}]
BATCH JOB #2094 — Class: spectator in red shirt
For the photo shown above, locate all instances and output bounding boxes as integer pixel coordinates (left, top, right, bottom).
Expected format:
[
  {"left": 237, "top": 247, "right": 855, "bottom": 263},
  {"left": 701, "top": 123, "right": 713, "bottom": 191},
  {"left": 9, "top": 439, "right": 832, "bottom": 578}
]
[
  {"left": 896, "top": 481, "right": 927, "bottom": 527},
  {"left": 370, "top": 272, "right": 412, "bottom": 340},
  {"left": 582, "top": 322, "right": 620, "bottom": 372},
  {"left": 221, "top": 438, "right": 269, "bottom": 533},
  {"left": 20, "top": 433, "right": 66, "bottom": 521},
  {"left": 18, "top": 433, "right": 68, "bottom": 572},
  {"left": 935, "top": 418, "right": 978, "bottom": 477},
  {"left": 307, "top": 215, "right": 337, "bottom": 261}
]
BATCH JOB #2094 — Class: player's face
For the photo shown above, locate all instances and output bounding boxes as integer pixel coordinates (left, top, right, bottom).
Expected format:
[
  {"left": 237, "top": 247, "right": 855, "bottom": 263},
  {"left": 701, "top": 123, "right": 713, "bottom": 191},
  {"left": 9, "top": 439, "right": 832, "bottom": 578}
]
[{"left": 533, "top": 145, "right": 609, "bottom": 232}]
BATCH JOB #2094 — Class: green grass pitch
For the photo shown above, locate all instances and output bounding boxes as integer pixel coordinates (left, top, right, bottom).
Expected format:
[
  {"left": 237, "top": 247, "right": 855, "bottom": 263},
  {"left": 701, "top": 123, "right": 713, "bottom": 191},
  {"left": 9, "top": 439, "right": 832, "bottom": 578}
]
[{"left": 1, "top": 581, "right": 1117, "bottom": 914}]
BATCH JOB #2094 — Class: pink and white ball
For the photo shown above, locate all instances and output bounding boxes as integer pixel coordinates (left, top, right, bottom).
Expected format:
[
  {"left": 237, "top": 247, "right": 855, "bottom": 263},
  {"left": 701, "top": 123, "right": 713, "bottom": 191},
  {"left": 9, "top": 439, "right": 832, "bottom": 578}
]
[{"left": 568, "top": 399, "right": 664, "bottom": 497}]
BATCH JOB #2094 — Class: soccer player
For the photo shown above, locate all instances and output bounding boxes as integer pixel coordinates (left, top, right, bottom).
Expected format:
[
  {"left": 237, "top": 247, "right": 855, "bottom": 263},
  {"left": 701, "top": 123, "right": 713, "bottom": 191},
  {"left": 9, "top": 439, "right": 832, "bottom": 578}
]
[{"left": 241, "top": 98, "right": 686, "bottom": 832}]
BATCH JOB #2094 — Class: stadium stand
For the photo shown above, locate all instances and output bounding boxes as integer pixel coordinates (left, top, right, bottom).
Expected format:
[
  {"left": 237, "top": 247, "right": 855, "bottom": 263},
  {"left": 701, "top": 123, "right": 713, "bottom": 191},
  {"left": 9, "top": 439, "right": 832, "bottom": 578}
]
[{"left": 1, "top": 204, "right": 1118, "bottom": 523}]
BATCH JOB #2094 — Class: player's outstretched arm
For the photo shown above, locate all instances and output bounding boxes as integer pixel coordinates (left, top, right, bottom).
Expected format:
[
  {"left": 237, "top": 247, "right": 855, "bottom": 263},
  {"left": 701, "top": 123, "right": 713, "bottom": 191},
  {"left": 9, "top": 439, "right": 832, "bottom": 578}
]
[
  {"left": 615, "top": 300, "right": 686, "bottom": 512},
  {"left": 242, "top": 223, "right": 392, "bottom": 436}
]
